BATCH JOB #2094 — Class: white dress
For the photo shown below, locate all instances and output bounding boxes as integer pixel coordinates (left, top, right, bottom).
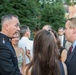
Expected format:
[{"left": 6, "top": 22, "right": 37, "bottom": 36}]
[{"left": 17, "top": 54, "right": 23, "bottom": 71}]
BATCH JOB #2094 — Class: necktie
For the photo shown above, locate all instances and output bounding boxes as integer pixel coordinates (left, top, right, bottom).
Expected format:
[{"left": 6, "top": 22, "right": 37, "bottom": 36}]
[{"left": 69, "top": 45, "right": 73, "bottom": 53}]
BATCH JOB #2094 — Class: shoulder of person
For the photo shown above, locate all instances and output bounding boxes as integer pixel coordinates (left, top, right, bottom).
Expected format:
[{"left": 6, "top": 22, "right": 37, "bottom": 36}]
[
  {"left": 60, "top": 47, "right": 67, "bottom": 52},
  {"left": 29, "top": 40, "right": 33, "bottom": 43},
  {"left": 0, "top": 38, "right": 5, "bottom": 43},
  {"left": 0, "top": 38, "right": 9, "bottom": 48},
  {"left": 60, "top": 46, "right": 66, "bottom": 50},
  {"left": 62, "top": 48, "right": 67, "bottom": 53},
  {"left": 19, "top": 48, "right": 24, "bottom": 54}
]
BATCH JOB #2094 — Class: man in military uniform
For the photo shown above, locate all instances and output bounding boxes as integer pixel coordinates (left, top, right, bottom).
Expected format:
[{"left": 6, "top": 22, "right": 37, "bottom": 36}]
[{"left": 0, "top": 14, "right": 22, "bottom": 75}]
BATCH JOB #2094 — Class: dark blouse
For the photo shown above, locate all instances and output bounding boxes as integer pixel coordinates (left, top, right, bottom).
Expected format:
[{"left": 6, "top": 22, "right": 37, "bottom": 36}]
[
  {"left": 60, "top": 47, "right": 66, "bottom": 56},
  {"left": 58, "top": 60, "right": 65, "bottom": 75}
]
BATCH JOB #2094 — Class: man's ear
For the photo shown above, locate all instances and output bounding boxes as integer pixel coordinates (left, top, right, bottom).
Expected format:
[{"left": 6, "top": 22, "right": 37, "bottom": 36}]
[
  {"left": 4, "top": 24, "right": 9, "bottom": 31},
  {"left": 24, "top": 31, "right": 28, "bottom": 37},
  {"left": 26, "top": 31, "right": 29, "bottom": 36}
]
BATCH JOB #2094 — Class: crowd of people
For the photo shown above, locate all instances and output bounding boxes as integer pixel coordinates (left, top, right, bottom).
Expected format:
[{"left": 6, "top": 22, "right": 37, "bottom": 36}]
[{"left": 0, "top": 14, "right": 76, "bottom": 75}]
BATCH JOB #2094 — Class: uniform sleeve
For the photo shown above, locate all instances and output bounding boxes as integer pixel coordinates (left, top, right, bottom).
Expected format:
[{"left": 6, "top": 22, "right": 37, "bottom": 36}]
[{"left": 0, "top": 46, "right": 22, "bottom": 75}]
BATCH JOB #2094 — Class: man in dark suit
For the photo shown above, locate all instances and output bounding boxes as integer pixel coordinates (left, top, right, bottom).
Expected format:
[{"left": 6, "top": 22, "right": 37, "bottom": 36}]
[
  {"left": 0, "top": 14, "right": 22, "bottom": 75},
  {"left": 65, "top": 18, "right": 76, "bottom": 75}
]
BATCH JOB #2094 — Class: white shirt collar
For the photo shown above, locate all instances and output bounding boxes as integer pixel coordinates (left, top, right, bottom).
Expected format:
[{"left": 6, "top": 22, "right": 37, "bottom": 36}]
[{"left": 21, "top": 36, "right": 29, "bottom": 40}]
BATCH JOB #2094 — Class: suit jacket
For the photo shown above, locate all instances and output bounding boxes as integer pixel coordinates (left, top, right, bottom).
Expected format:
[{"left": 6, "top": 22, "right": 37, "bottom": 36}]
[
  {"left": 65, "top": 46, "right": 76, "bottom": 75},
  {"left": 0, "top": 33, "right": 22, "bottom": 75}
]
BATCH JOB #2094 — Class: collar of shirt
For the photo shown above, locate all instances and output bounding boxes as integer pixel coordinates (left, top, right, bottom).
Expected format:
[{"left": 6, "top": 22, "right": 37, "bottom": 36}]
[{"left": 22, "top": 36, "right": 29, "bottom": 40}]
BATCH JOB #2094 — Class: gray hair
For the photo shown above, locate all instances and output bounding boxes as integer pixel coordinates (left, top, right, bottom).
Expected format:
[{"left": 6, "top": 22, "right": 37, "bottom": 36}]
[
  {"left": 46, "top": 25, "right": 52, "bottom": 30},
  {"left": 1, "top": 14, "right": 18, "bottom": 26},
  {"left": 42, "top": 25, "right": 52, "bottom": 31},
  {"left": 20, "top": 25, "right": 29, "bottom": 37},
  {"left": 58, "top": 27, "right": 64, "bottom": 31}
]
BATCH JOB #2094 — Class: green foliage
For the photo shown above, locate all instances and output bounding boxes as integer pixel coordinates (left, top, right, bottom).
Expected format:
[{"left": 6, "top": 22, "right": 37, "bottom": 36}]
[
  {"left": 0, "top": 0, "right": 66, "bottom": 32},
  {"left": 40, "top": 2, "right": 66, "bottom": 31},
  {"left": 56, "top": 0, "right": 63, "bottom": 3},
  {"left": 0, "top": 0, "right": 40, "bottom": 31},
  {"left": 66, "top": 0, "right": 76, "bottom": 6}
]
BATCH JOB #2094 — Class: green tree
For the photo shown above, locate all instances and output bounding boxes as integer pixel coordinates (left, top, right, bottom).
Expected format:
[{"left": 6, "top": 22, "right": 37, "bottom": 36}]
[
  {"left": 66, "top": 0, "right": 76, "bottom": 5},
  {"left": 0, "top": 0, "right": 66, "bottom": 31},
  {"left": 0, "top": 0, "right": 40, "bottom": 31},
  {"left": 40, "top": 2, "right": 66, "bottom": 31}
]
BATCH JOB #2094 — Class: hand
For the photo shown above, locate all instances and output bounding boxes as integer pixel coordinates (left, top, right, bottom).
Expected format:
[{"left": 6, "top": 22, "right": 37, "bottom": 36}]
[{"left": 26, "top": 49, "right": 31, "bottom": 59}]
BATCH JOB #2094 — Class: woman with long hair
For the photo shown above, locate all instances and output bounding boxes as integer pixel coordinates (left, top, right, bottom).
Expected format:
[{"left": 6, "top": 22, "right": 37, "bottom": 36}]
[
  {"left": 52, "top": 30, "right": 67, "bottom": 62},
  {"left": 24, "top": 30, "right": 61, "bottom": 75}
]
